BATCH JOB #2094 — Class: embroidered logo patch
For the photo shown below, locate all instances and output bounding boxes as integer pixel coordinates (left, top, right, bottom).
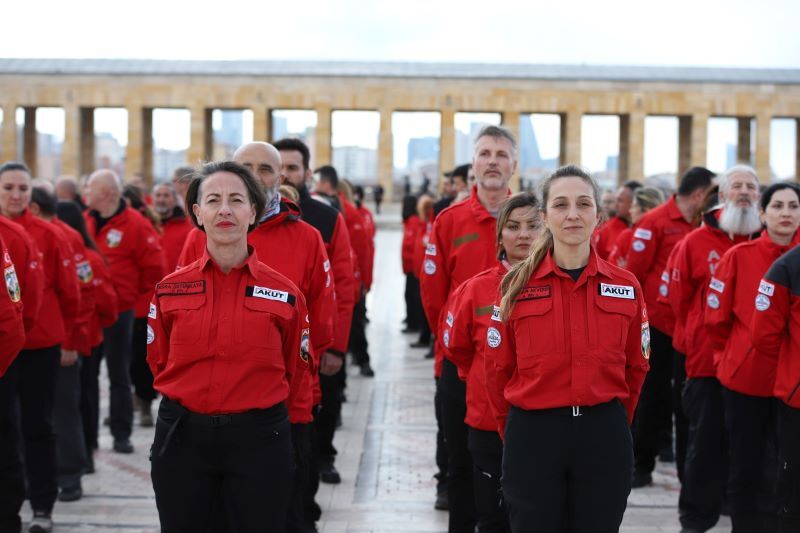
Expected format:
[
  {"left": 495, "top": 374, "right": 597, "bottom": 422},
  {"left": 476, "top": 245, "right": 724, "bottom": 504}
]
[
  {"left": 491, "top": 306, "right": 502, "bottom": 322},
  {"left": 443, "top": 329, "right": 450, "bottom": 348},
  {"left": 300, "top": 329, "right": 310, "bottom": 362},
  {"left": 755, "top": 294, "right": 771, "bottom": 312},
  {"left": 634, "top": 228, "right": 653, "bottom": 240},
  {"left": 323, "top": 260, "right": 330, "bottom": 272},
  {"left": 641, "top": 322, "right": 651, "bottom": 360},
  {"left": 4, "top": 266, "right": 21, "bottom": 303},
  {"left": 632, "top": 240, "right": 646, "bottom": 252},
  {"left": 709, "top": 277, "right": 725, "bottom": 293},
  {"left": 148, "top": 303, "right": 157, "bottom": 319},
  {"left": 487, "top": 327, "right": 502, "bottom": 348},
  {"left": 424, "top": 259, "right": 436, "bottom": 275},
  {"left": 146, "top": 324, "right": 155, "bottom": 345},
  {"left": 517, "top": 285, "right": 551, "bottom": 301},
  {"left": 425, "top": 244, "right": 437, "bottom": 256},
  {"left": 707, "top": 293, "right": 720, "bottom": 310},
  {"left": 659, "top": 284, "right": 669, "bottom": 297},
  {"left": 106, "top": 229, "right": 123, "bottom": 248},
  {"left": 599, "top": 283, "right": 635, "bottom": 300},
  {"left": 157, "top": 280, "right": 205, "bottom": 296},
  {"left": 758, "top": 280, "right": 775, "bottom": 297},
  {"left": 446, "top": 312, "right": 454, "bottom": 327},
  {"left": 76, "top": 260, "right": 94, "bottom": 284}
]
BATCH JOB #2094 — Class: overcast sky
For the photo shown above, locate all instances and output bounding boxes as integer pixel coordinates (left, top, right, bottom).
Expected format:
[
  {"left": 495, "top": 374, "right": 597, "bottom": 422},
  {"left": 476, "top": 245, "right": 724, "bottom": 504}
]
[{"left": 4, "top": 0, "right": 799, "bottom": 178}]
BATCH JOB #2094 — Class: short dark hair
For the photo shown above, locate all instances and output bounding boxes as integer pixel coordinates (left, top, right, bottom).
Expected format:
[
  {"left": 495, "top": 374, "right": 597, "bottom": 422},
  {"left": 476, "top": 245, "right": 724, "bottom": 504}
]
[
  {"left": 622, "top": 180, "right": 642, "bottom": 193},
  {"left": 186, "top": 161, "right": 266, "bottom": 233},
  {"left": 31, "top": 187, "right": 57, "bottom": 216},
  {"left": 274, "top": 138, "right": 311, "bottom": 171},
  {"left": 56, "top": 201, "right": 97, "bottom": 251},
  {"left": 761, "top": 182, "right": 800, "bottom": 211},
  {"left": 0, "top": 161, "right": 31, "bottom": 179},
  {"left": 678, "top": 166, "right": 716, "bottom": 196},
  {"left": 451, "top": 164, "right": 470, "bottom": 182},
  {"left": 314, "top": 165, "right": 339, "bottom": 189}
]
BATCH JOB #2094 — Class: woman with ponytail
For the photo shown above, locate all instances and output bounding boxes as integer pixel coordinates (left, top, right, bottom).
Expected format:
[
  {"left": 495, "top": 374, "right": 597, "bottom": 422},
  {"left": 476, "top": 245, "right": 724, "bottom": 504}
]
[{"left": 485, "top": 165, "right": 651, "bottom": 533}]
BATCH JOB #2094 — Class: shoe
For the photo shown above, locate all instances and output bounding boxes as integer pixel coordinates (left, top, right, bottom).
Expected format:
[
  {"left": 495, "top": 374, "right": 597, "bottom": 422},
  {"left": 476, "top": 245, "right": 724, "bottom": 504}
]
[
  {"left": 424, "top": 348, "right": 434, "bottom": 359},
  {"left": 58, "top": 486, "right": 83, "bottom": 502},
  {"left": 319, "top": 461, "right": 341, "bottom": 484},
  {"left": 113, "top": 439, "right": 134, "bottom": 454},
  {"left": 410, "top": 340, "right": 429, "bottom": 348},
  {"left": 28, "top": 511, "right": 53, "bottom": 533},
  {"left": 85, "top": 454, "right": 95, "bottom": 474},
  {"left": 103, "top": 416, "right": 110, "bottom": 427},
  {"left": 631, "top": 470, "right": 652, "bottom": 488},
  {"left": 402, "top": 326, "right": 419, "bottom": 333},
  {"left": 140, "top": 401, "right": 154, "bottom": 427},
  {"left": 359, "top": 363, "right": 375, "bottom": 377},
  {"left": 679, "top": 529, "right": 702, "bottom": 533},
  {"left": 434, "top": 489, "right": 449, "bottom": 511}
]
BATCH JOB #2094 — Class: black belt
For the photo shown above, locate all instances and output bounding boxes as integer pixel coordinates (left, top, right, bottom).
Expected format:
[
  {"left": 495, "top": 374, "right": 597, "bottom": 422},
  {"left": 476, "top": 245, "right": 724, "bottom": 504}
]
[{"left": 518, "top": 399, "right": 621, "bottom": 418}]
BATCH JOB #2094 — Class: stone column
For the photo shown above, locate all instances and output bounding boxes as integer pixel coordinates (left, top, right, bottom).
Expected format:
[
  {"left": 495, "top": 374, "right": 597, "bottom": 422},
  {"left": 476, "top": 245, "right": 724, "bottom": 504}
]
[
  {"left": 314, "top": 104, "right": 332, "bottom": 166},
  {"left": 61, "top": 104, "right": 82, "bottom": 177},
  {"left": 678, "top": 115, "right": 693, "bottom": 179},
  {"left": 737, "top": 117, "right": 753, "bottom": 165},
  {"left": 440, "top": 108, "right": 455, "bottom": 181},
  {"left": 2, "top": 104, "right": 17, "bottom": 162},
  {"left": 126, "top": 106, "right": 153, "bottom": 184},
  {"left": 22, "top": 107, "right": 37, "bottom": 176},
  {"left": 252, "top": 108, "right": 268, "bottom": 142},
  {"left": 188, "top": 105, "right": 210, "bottom": 166},
  {"left": 79, "top": 107, "right": 95, "bottom": 176},
  {"left": 377, "top": 108, "right": 394, "bottom": 202},
  {"left": 754, "top": 113, "right": 771, "bottom": 183},
  {"left": 796, "top": 119, "right": 800, "bottom": 182},
  {"left": 689, "top": 113, "right": 708, "bottom": 169},
  {"left": 559, "top": 111, "right": 581, "bottom": 167},
  {"left": 619, "top": 112, "right": 645, "bottom": 184},
  {"left": 503, "top": 111, "right": 521, "bottom": 191}
]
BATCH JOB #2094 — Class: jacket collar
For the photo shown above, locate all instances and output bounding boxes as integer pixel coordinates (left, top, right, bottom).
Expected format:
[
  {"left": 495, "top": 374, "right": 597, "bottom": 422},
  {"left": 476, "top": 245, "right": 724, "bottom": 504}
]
[{"left": 198, "top": 245, "right": 259, "bottom": 277}]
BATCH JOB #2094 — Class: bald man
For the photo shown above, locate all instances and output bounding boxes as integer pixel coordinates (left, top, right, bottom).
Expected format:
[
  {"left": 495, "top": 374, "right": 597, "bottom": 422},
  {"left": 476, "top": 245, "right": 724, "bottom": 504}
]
[
  {"left": 55, "top": 176, "right": 86, "bottom": 210},
  {"left": 84, "top": 170, "right": 165, "bottom": 454}
]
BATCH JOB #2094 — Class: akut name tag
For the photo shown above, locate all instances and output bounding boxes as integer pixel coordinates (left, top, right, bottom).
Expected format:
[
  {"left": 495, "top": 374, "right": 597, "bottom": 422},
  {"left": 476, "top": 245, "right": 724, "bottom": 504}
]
[{"left": 599, "top": 283, "right": 635, "bottom": 300}]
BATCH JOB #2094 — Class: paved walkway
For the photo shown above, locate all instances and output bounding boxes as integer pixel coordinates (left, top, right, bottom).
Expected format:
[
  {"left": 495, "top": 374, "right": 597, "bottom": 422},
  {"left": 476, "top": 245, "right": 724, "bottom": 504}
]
[{"left": 23, "top": 204, "right": 731, "bottom": 532}]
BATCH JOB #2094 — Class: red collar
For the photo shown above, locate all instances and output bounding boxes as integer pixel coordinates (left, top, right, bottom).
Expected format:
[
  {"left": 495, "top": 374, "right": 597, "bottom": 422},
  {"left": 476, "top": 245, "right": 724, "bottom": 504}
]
[
  {"left": 533, "top": 247, "right": 613, "bottom": 281},
  {"left": 198, "top": 245, "right": 260, "bottom": 277}
]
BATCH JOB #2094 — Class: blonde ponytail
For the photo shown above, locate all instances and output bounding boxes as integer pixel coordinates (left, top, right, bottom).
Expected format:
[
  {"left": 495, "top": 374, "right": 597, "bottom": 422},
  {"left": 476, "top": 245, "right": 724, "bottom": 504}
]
[{"left": 500, "top": 228, "right": 553, "bottom": 320}]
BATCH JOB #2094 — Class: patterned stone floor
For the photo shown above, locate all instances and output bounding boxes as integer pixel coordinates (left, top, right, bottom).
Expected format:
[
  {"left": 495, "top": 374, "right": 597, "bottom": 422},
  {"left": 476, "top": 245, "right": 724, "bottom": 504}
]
[{"left": 20, "top": 205, "right": 731, "bottom": 532}]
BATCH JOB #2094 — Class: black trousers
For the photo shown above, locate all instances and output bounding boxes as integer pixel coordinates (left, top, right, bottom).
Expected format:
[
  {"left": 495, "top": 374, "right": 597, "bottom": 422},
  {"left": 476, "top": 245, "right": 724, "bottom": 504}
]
[
  {"left": 305, "top": 417, "right": 322, "bottom": 524},
  {"left": 777, "top": 402, "right": 800, "bottom": 533},
  {"left": 405, "top": 273, "right": 420, "bottom": 331},
  {"left": 0, "top": 360, "right": 25, "bottom": 532},
  {"left": 151, "top": 398, "right": 293, "bottom": 533},
  {"left": 502, "top": 400, "right": 633, "bottom": 533},
  {"left": 723, "top": 388, "right": 778, "bottom": 532},
  {"left": 439, "top": 359, "right": 477, "bottom": 533},
  {"left": 54, "top": 359, "right": 88, "bottom": 490},
  {"left": 410, "top": 274, "right": 431, "bottom": 345},
  {"left": 673, "top": 351, "right": 689, "bottom": 482},
  {"left": 130, "top": 317, "right": 157, "bottom": 403},
  {"left": 286, "top": 423, "right": 314, "bottom": 533},
  {"left": 679, "top": 377, "right": 728, "bottom": 532},
  {"left": 315, "top": 365, "right": 344, "bottom": 464},
  {"left": 434, "top": 378, "right": 449, "bottom": 493},
  {"left": 79, "top": 345, "right": 102, "bottom": 454},
  {"left": 349, "top": 293, "right": 370, "bottom": 366},
  {"left": 468, "top": 428, "right": 510, "bottom": 533},
  {"left": 633, "top": 327, "right": 673, "bottom": 474},
  {"left": 103, "top": 309, "right": 135, "bottom": 441}
]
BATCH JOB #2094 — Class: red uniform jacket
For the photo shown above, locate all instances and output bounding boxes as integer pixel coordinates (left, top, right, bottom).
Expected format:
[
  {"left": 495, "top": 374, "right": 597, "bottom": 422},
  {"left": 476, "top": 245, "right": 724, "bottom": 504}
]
[
  {"left": 0, "top": 216, "right": 44, "bottom": 331},
  {"left": 339, "top": 194, "right": 372, "bottom": 291},
  {"left": 608, "top": 227, "right": 634, "bottom": 269},
  {"left": 53, "top": 219, "right": 94, "bottom": 354},
  {"left": 624, "top": 196, "right": 695, "bottom": 335},
  {"left": 420, "top": 186, "right": 502, "bottom": 378},
  {"left": 594, "top": 216, "right": 629, "bottom": 260},
  {"left": 751, "top": 246, "right": 800, "bottom": 408},
  {"left": 85, "top": 202, "right": 166, "bottom": 313},
  {"left": 412, "top": 220, "right": 433, "bottom": 285},
  {"left": 13, "top": 210, "right": 80, "bottom": 349},
  {"left": 0, "top": 233, "right": 25, "bottom": 375},
  {"left": 161, "top": 210, "right": 194, "bottom": 273},
  {"left": 86, "top": 248, "right": 118, "bottom": 351},
  {"left": 179, "top": 199, "right": 335, "bottom": 423},
  {"left": 401, "top": 215, "right": 422, "bottom": 274},
  {"left": 147, "top": 247, "right": 309, "bottom": 415},
  {"left": 668, "top": 209, "right": 753, "bottom": 379},
  {"left": 485, "top": 250, "right": 650, "bottom": 437},
  {"left": 358, "top": 204, "right": 376, "bottom": 288},
  {"left": 443, "top": 262, "right": 507, "bottom": 432},
  {"left": 705, "top": 232, "right": 796, "bottom": 396},
  {"left": 659, "top": 239, "right": 688, "bottom": 354}
]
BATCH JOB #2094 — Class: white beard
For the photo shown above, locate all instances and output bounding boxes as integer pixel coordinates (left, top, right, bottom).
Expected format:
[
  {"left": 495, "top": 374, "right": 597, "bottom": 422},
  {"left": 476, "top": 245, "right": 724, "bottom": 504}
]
[{"left": 718, "top": 201, "right": 762, "bottom": 235}]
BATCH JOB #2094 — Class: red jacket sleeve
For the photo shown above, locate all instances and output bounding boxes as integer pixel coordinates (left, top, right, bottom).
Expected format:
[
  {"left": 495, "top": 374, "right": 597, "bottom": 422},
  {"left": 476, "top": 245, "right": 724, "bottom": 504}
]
[
  {"left": 283, "top": 293, "right": 310, "bottom": 418},
  {"left": 443, "top": 281, "right": 475, "bottom": 379},
  {"left": 704, "top": 250, "right": 736, "bottom": 354},
  {"left": 420, "top": 217, "right": 451, "bottom": 332},
  {"left": 53, "top": 235, "right": 81, "bottom": 334},
  {"left": 63, "top": 246, "right": 95, "bottom": 353},
  {"left": 668, "top": 239, "right": 695, "bottom": 321},
  {"left": 484, "top": 316, "right": 516, "bottom": 439},
  {"left": 91, "top": 251, "right": 118, "bottom": 329},
  {"left": 623, "top": 287, "right": 650, "bottom": 423},
  {"left": 751, "top": 275, "right": 790, "bottom": 356},
  {"left": 401, "top": 216, "right": 419, "bottom": 274},
  {"left": 147, "top": 293, "right": 170, "bottom": 378},
  {"left": 306, "top": 233, "right": 336, "bottom": 362},
  {"left": 15, "top": 233, "right": 44, "bottom": 331},
  {"left": 137, "top": 223, "right": 167, "bottom": 299},
  {"left": 329, "top": 215, "right": 356, "bottom": 354},
  {"left": 624, "top": 221, "right": 660, "bottom": 284},
  {"left": 0, "top": 240, "right": 25, "bottom": 376}
]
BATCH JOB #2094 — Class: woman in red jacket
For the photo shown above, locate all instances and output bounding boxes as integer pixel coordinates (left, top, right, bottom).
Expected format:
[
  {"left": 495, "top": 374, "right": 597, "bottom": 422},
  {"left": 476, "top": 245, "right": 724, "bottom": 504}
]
[
  {"left": 608, "top": 187, "right": 664, "bottom": 268},
  {"left": 705, "top": 182, "right": 800, "bottom": 531},
  {"left": 486, "top": 165, "right": 649, "bottom": 533},
  {"left": 147, "top": 161, "right": 308, "bottom": 533},
  {"left": 443, "top": 192, "right": 541, "bottom": 532}
]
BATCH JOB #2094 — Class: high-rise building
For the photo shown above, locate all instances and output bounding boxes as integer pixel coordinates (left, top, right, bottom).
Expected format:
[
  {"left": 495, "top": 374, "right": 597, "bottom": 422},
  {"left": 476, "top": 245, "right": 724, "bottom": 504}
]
[
  {"left": 332, "top": 146, "right": 377, "bottom": 185},
  {"left": 406, "top": 137, "right": 439, "bottom": 170}
]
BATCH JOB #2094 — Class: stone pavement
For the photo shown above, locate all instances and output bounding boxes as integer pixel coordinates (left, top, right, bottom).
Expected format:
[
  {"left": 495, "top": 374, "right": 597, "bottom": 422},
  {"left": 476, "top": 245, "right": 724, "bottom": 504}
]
[{"left": 22, "top": 205, "right": 731, "bottom": 532}]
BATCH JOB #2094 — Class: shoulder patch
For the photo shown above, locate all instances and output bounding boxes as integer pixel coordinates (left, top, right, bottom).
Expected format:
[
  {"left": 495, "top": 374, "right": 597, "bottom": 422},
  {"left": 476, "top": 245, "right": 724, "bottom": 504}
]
[
  {"left": 709, "top": 277, "right": 725, "bottom": 293},
  {"left": 446, "top": 311, "right": 454, "bottom": 327},
  {"left": 425, "top": 244, "right": 437, "bottom": 256},
  {"left": 424, "top": 259, "right": 436, "bottom": 275},
  {"left": 4, "top": 266, "right": 21, "bottom": 303},
  {"left": 632, "top": 240, "right": 646, "bottom": 252},
  {"left": 707, "top": 293, "right": 720, "bottom": 310},
  {"left": 633, "top": 228, "right": 653, "bottom": 240},
  {"left": 517, "top": 285, "right": 551, "bottom": 301},
  {"left": 106, "top": 229, "right": 123, "bottom": 248},
  {"left": 487, "top": 327, "right": 502, "bottom": 348},
  {"left": 156, "top": 280, "right": 206, "bottom": 296},
  {"left": 246, "top": 285, "right": 297, "bottom": 305},
  {"left": 599, "top": 283, "right": 635, "bottom": 300},
  {"left": 491, "top": 306, "right": 502, "bottom": 322},
  {"left": 755, "top": 293, "right": 771, "bottom": 312},
  {"left": 148, "top": 303, "right": 157, "bottom": 319},
  {"left": 76, "top": 260, "right": 94, "bottom": 284},
  {"left": 323, "top": 260, "right": 330, "bottom": 273},
  {"left": 758, "top": 280, "right": 775, "bottom": 297}
]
